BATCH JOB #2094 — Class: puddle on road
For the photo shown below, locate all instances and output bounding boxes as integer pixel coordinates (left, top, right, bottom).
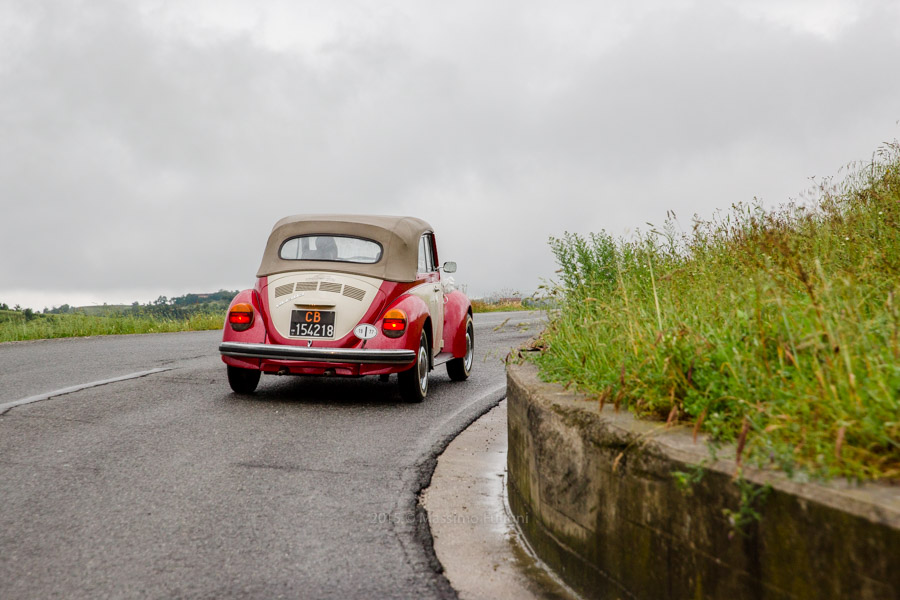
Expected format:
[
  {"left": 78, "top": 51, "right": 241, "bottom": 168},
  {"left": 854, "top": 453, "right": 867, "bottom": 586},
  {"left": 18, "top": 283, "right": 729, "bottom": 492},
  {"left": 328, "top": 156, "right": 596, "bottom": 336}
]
[{"left": 423, "top": 400, "right": 582, "bottom": 600}]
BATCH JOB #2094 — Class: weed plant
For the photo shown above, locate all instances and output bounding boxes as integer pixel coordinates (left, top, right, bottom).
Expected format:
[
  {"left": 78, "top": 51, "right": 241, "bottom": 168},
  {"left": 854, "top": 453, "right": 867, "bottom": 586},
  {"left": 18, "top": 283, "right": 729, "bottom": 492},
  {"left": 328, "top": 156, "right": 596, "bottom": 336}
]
[{"left": 534, "top": 142, "right": 900, "bottom": 481}]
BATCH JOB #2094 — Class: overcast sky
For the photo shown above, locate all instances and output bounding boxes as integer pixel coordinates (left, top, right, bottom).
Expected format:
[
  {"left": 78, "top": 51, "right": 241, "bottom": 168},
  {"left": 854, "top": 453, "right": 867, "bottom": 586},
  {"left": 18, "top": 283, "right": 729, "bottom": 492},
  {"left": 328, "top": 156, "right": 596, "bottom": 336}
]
[{"left": 1, "top": 0, "right": 898, "bottom": 309}]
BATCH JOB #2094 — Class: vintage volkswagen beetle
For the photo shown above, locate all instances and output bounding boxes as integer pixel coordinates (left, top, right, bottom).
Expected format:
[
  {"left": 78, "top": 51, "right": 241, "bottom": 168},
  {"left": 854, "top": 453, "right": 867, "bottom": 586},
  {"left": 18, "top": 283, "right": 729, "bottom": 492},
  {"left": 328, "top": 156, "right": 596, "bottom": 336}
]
[{"left": 219, "top": 214, "right": 474, "bottom": 402}]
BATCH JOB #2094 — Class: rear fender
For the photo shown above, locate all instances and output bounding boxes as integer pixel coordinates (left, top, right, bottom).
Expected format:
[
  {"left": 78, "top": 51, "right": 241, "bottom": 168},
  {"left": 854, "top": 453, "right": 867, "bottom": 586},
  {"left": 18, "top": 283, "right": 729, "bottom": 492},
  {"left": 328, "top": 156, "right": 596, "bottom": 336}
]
[
  {"left": 442, "top": 291, "right": 472, "bottom": 358},
  {"left": 221, "top": 288, "right": 266, "bottom": 369},
  {"left": 348, "top": 293, "right": 430, "bottom": 376},
  {"left": 376, "top": 293, "right": 431, "bottom": 355}
]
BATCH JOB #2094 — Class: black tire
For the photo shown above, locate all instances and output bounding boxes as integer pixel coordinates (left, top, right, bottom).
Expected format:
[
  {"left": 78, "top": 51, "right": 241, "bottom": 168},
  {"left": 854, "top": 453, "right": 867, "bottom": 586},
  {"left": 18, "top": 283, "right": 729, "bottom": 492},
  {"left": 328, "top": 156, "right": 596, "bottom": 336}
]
[
  {"left": 447, "top": 316, "right": 474, "bottom": 381},
  {"left": 398, "top": 331, "right": 429, "bottom": 403},
  {"left": 227, "top": 365, "right": 261, "bottom": 394}
]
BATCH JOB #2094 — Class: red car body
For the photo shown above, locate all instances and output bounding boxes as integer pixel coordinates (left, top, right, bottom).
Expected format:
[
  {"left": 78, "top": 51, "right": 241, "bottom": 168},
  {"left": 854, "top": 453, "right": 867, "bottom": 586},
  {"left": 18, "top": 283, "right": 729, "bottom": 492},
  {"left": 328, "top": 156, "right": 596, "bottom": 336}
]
[{"left": 219, "top": 215, "right": 473, "bottom": 401}]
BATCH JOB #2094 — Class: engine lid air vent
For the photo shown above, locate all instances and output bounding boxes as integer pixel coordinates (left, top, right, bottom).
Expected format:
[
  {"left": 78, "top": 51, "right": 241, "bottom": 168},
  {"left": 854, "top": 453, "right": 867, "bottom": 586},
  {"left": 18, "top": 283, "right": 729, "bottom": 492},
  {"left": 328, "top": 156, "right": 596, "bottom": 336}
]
[
  {"left": 274, "top": 283, "right": 294, "bottom": 298},
  {"left": 343, "top": 286, "right": 366, "bottom": 301},
  {"left": 319, "top": 282, "right": 343, "bottom": 294}
]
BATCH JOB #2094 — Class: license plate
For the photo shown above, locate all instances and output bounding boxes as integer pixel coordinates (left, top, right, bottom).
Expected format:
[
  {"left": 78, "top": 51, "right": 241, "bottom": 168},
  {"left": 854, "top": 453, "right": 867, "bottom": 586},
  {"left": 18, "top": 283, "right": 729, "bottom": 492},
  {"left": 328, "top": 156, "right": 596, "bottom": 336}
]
[{"left": 290, "top": 310, "right": 336, "bottom": 338}]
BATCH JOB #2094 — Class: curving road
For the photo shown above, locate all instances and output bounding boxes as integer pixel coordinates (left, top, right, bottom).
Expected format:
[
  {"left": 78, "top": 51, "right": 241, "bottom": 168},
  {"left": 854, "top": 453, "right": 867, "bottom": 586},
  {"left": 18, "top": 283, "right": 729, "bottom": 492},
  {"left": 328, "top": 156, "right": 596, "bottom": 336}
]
[{"left": 0, "top": 311, "right": 543, "bottom": 599}]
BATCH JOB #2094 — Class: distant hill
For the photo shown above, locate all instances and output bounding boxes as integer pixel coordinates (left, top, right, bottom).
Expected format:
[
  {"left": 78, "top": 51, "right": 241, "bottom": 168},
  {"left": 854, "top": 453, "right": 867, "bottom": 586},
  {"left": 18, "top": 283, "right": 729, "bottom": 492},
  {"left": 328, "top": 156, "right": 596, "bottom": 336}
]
[
  {"left": 40, "top": 290, "right": 240, "bottom": 317},
  {"left": 71, "top": 305, "right": 131, "bottom": 316}
]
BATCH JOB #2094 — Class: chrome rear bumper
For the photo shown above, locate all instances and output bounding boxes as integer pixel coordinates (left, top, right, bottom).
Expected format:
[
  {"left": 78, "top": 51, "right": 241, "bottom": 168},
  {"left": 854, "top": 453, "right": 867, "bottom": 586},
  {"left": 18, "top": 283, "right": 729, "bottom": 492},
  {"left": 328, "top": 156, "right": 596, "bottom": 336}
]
[{"left": 219, "top": 342, "right": 416, "bottom": 365}]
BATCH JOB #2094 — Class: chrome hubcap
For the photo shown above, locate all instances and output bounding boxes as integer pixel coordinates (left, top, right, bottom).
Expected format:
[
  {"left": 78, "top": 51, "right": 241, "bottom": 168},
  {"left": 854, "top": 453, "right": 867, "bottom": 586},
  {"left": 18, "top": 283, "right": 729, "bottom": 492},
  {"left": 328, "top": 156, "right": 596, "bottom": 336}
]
[
  {"left": 463, "top": 328, "right": 474, "bottom": 372},
  {"left": 417, "top": 344, "right": 428, "bottom": 394}
]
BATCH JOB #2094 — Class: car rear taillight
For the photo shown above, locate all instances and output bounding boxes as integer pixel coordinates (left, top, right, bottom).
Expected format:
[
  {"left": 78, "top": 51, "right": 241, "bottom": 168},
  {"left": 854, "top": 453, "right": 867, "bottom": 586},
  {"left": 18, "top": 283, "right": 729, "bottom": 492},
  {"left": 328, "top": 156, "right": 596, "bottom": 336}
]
[
  {"left": 228, "top": 303, "right": 254, "bottom": 331},
  {"left": 382, "top": 309, "right": 407, "bottom": 338}
]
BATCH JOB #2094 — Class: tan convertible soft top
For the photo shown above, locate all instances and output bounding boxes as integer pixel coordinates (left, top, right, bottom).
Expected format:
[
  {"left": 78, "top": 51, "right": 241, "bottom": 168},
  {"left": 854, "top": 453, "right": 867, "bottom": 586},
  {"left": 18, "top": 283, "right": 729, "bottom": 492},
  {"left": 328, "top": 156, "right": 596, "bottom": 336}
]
[{"left": 256, "top": 214, "right": 433, "bottom": 282}]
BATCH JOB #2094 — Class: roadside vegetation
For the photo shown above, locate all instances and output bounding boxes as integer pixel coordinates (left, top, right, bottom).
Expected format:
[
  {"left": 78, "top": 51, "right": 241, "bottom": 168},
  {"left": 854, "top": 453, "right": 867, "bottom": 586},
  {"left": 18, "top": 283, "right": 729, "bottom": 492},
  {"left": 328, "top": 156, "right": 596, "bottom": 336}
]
[
  {"left": 472, "top": 299, "right": 529, "bottom": 313},
  {"left": 531, "top": 142, "right": 900, "bottom": 482},
  {"left": 471, "top": 289, "right": 551, "bottom": 313},
  {"left": 0, "top": 291, "right": 234, "bottom": 343}
]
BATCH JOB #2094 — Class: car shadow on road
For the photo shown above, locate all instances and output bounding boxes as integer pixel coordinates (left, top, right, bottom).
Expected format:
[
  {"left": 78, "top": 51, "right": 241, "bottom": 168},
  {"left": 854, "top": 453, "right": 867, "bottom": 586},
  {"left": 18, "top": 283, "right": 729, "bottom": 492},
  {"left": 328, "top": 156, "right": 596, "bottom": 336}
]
[{"left": 221, "top": 373, "right": 455, "bottom": 409}]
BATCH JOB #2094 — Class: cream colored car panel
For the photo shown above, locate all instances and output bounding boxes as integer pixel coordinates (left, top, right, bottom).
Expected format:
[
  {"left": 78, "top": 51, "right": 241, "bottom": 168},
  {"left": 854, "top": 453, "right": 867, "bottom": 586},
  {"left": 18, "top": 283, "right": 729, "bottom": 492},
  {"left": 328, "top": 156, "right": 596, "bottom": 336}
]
[
  {"left": 409, "top": 282, "right": 444, "bottom": 355},
  {"left": 267, "top": 272, "right": 381, "bottom": 340}
]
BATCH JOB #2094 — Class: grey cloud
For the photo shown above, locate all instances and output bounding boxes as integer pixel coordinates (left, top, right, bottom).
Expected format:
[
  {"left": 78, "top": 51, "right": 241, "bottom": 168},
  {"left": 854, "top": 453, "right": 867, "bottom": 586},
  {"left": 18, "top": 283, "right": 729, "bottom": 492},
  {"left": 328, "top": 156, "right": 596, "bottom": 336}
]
[{"left": 1, "top": 0, "right": 898, "bottom": 306}]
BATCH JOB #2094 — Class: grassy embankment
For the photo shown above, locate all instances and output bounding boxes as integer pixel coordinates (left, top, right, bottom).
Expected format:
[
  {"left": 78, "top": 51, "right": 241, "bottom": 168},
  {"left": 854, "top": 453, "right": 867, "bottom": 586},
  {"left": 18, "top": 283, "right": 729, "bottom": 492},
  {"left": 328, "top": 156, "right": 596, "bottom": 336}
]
[
  {"left": 0, "top": 293, "right": 234, "bottom": 343},
  {"left": 532, "top": 143, "right": 900, "bottom": 481},
  {"left": 0, "top": 311, "right": 223, "bottom": 343}
]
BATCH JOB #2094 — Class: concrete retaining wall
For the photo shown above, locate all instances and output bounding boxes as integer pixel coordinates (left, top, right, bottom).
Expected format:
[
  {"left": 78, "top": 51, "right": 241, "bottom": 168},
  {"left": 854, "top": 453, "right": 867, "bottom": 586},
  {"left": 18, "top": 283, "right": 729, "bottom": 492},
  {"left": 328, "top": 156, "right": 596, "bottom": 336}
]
[{"left": 506, "top": 362, "right": 900, "bottom": 600}]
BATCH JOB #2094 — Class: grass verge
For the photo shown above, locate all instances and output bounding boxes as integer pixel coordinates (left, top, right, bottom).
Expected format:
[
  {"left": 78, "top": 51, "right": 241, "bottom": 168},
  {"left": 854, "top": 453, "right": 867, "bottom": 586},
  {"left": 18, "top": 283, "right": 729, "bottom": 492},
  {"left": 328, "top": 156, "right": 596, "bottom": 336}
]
[
  {"left": 471, "top": 300, "right": 529, "bottom": 313},
  {"left": 531, "top": 142, "right": 900, "bottom": 481},
  {"left": 0, "top": 312, "right": 223, "bottom": 343}
]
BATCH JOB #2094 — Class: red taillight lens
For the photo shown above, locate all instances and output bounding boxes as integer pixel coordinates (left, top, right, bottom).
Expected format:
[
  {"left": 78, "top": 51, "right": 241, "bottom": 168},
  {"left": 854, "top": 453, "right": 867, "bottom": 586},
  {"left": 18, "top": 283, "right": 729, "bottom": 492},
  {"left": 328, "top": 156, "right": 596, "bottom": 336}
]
[
  {"left": 382, "top": 309, "right": 407, "bottom": 338},
  {"left": 229, "top": 303, "right": 254, "bottom": 331}
]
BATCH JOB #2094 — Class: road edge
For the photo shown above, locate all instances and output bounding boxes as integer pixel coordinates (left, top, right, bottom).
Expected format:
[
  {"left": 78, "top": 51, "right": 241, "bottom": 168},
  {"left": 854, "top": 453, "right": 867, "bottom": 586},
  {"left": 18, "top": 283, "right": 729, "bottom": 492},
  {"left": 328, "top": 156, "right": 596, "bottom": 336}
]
[{"left": 0, "top": 368, "right": 172, "bottom": 415}]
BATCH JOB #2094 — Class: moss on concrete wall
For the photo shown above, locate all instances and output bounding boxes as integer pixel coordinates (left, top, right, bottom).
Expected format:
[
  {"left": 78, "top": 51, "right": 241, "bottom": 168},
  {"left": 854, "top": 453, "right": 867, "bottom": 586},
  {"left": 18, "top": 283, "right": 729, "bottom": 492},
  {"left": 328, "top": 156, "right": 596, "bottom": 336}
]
[{"left": 506, "top": 362, "right": 900, "bottom": 600}]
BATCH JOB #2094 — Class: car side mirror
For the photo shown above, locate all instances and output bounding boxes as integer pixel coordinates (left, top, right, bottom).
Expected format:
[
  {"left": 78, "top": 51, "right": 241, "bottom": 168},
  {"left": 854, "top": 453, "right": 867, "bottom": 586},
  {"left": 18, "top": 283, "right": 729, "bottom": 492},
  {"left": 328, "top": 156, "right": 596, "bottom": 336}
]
[{"left": 442, "top": 261, "right": 457, "bottom": 273}]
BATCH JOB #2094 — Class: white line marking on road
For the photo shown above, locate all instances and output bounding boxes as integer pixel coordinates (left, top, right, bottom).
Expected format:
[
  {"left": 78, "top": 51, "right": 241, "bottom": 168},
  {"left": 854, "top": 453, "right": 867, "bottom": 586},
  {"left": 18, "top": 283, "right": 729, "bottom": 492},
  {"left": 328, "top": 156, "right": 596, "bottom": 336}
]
[{"left": 0, "top": 368, "right": 172, "bottom": 415}]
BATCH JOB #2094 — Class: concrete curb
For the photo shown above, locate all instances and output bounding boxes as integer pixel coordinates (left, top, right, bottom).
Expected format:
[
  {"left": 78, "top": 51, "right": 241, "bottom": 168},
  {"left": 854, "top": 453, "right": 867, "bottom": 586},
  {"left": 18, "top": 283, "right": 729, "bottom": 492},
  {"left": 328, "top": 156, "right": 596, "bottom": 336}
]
[
  {"left": 422, "top": 400, "right": 579, "bottom": 600},
  {"left": 506, "top": 361, "right": 900, "bottom": 600}
]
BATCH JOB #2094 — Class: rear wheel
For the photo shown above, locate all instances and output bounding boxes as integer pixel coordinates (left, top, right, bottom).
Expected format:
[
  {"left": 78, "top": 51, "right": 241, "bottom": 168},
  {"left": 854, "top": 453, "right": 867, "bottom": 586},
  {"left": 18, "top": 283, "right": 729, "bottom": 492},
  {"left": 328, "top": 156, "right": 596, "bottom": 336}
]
[
  {"left": 399, "top": 331, "right": 429, "bottom": 403},
  {"left": 227, "top": 365, "right": 260, "bottom": 394},
  {"left": 447, "top": 317, "right": 474, "bottom": 381}
]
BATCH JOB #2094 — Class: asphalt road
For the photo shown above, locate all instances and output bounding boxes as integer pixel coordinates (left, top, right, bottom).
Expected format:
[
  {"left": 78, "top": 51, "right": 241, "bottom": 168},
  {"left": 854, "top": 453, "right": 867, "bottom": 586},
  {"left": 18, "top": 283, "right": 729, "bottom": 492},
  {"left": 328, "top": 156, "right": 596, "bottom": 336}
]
[{"left": 0, "top": 311, "right": 543, "bottom": 599}]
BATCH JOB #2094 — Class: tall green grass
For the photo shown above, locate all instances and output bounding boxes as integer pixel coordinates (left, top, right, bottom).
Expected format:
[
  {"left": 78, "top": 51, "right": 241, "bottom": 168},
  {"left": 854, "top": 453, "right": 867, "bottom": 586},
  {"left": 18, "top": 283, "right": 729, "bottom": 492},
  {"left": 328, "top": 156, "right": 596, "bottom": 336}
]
[
  {"left": 472, "top": 299, "right": 529, "bottom": 313},
  {"left": 0, "top": 312, "right": 224, "bottom": 343},
  {"left": 534, "top": 142, "right": 900, "bottom": 481}
]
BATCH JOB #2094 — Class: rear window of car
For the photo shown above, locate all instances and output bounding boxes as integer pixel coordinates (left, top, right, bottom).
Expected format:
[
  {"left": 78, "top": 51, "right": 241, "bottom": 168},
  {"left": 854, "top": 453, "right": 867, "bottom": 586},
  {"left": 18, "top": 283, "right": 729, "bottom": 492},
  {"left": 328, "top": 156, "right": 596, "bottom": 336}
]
[{"left": 279, "top": 235, "right": 383, "bottom": 264}]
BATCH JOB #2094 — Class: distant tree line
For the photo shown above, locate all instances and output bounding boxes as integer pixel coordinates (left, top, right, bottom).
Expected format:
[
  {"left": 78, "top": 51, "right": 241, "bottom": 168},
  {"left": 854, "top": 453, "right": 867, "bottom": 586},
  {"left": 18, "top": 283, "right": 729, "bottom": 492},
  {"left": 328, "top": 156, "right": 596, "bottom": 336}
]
[{"left": 3, "top": 290, "right": 239, "bottom": 321}]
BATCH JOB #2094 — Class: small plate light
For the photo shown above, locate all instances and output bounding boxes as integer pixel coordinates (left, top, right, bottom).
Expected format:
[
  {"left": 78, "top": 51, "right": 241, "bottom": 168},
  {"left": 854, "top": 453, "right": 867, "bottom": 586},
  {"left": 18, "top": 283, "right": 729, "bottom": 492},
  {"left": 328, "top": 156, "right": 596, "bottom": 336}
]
[{"left": 354, "top": 324, "right": 378, "bottom": 340}]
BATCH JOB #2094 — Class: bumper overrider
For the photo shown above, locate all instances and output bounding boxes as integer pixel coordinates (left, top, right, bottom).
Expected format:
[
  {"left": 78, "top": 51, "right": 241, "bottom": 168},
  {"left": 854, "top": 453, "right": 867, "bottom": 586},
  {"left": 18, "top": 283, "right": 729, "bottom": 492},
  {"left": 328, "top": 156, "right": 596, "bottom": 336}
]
[{"left": 219, "top": 342, "right": 417, "bottom": 365}]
